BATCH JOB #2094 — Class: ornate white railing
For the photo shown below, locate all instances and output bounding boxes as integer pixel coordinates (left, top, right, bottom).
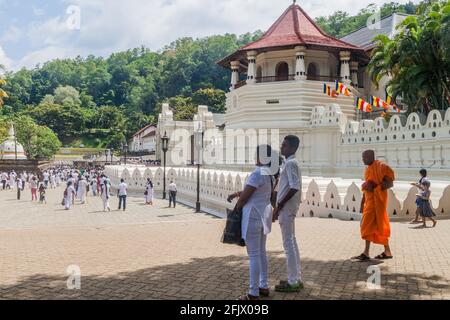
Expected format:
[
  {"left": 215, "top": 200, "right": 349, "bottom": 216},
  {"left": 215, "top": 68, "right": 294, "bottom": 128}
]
[{"left": 104, "top": 166, "right": 450, "bottom": 221}]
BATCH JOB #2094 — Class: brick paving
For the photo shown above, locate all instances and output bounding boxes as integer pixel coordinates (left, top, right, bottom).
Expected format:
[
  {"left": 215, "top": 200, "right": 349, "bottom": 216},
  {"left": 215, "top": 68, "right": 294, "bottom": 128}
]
[{"left": 0, "top": 186, "right": 449, "bottom": 300}]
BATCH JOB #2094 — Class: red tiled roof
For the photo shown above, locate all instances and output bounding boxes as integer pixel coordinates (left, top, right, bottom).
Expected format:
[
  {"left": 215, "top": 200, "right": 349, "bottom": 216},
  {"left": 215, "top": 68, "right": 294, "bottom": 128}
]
[
  {"left": 133, "top": 124, "right": 156, "bottom": 137},
  {"left": 242, "top": 4, "right": 360, "bottom": 51}
]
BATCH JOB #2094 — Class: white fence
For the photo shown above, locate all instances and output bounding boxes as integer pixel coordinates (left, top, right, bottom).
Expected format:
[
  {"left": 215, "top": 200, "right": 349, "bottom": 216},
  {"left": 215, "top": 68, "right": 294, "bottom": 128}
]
[{"left": 104, "top": 166, "right": 450, "bottom": 221}]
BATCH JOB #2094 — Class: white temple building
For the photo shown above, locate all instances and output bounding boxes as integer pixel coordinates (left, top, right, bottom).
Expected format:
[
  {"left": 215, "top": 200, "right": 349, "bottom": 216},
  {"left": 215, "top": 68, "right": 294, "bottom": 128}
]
[
  {"left": 0, "top": 124, "right": 27, "bottom": 160},
  {"left": 108, "top": 3, "right": 450, "bottom": 220}
]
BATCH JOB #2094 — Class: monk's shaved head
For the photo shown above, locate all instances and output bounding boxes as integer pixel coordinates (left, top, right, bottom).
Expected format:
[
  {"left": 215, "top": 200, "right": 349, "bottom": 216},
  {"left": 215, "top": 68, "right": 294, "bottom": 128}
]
[{"left": 362, "top": 150, "right": 375, "bottom": 165}]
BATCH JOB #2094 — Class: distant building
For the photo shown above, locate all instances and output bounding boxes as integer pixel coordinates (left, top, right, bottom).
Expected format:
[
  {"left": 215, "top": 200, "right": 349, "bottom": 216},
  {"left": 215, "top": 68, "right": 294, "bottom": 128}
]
[
  {"left": 130, "top": 124, "right": 156, "bottom": 160},
  {"left": 340, "top": 13, "right": 411, "bottom": 108}
]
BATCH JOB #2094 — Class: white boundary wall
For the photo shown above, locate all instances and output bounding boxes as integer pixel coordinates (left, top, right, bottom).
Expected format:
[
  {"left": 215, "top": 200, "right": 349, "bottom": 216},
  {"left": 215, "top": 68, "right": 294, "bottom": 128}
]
[{"left": 105, "top": 165, "right": 450, "bottom": 221}]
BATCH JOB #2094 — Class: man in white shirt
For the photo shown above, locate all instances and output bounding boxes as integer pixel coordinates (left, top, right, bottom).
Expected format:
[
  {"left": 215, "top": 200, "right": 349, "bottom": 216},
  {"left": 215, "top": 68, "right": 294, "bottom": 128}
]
[
  {"left": 43, "top": 171, "right": 50, "bottom": 188},
  {"left": 118, "top": 179, "right": 127, "bottom": 211},
  {"left": 1, "top": 172, "right": 7, "bottom": 190},
  {"left": 168, "top": 181, "right": 177, "bottom": 208},
  {"left": 273, "top": 135, "right": 303, "bottom": 292}
]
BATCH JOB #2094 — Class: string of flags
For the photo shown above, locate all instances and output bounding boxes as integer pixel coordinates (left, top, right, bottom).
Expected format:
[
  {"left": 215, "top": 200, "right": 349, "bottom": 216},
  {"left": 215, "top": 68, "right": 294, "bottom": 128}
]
[{"left": 321, "top": 80, "right": 401, "bottom": 114}]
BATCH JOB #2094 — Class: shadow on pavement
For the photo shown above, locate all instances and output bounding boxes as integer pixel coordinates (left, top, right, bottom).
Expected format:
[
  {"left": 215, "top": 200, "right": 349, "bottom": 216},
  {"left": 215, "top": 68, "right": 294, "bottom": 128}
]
[{"left": 0, "top": 252, "right": 448, "bottom": 300}]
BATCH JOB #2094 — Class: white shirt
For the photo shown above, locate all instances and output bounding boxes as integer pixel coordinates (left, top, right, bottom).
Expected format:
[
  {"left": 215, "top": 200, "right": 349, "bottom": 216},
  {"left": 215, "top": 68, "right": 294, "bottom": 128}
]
[
  {"left": 118, "top": 182, "right": 127, "bottom": 196},
  {"left": 169, "top": 183, "right": 177, "bottom": 192},
  {"left": 277, "top": 155, "right": 302, "bottom": 215},
  {"left": 43, "top": 172, "right": 49, "bottom": 181},
  {"left": 241, "top": 166, "right": 274, "bottom": 241}
]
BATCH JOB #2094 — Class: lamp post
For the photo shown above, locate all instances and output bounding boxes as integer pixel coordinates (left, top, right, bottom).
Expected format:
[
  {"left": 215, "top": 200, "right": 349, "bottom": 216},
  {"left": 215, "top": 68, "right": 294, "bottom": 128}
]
[
  {"left": 123, "top": 142, "right": 128, "bottom": 166},
  {"left": 110, "top": 148, "right": 114, "bottom": 164},
  {"left": 161, "top": 132, "right": 169, "bottom": 200},
  {"left": 194, "top": 123, "right": 204, "bottom": 213},
  {"left": 104, "top": 149, "right": 108, "bottom": 165}
]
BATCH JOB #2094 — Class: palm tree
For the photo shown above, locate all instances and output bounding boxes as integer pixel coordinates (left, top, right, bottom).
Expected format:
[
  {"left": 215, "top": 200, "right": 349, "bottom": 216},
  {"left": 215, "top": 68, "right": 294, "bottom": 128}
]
[{"left": 368, "top": 1, "right": 450, "bottom": 114}]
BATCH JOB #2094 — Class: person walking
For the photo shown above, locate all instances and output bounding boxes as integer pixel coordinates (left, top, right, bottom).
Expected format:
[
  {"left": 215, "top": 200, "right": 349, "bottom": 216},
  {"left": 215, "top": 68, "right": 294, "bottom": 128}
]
[
  {"left": 38, "top": 183, "right": 46, "bottom": 204},
  {"left": 101, "top": 178, "right": 111, "bottom": 212},
  {"left": 145, "top": 178, "right": 154, "bottom": 205},
  {"left": 64, "top": 181, "right": 76, "bottom": 210},
  {"left": 272, "top": 135, "right": 304, "bottom": 293},
  {"left": 352, "top": 150, "right": 395, "bottom": 261},
  {"left": 410, "top": 169, "right": 428, "bottom": 223},
  {"left": 43, "top": 170, "right": 50, "bottom": 188},
  {"left": 91, "top": 176, "right": 98, "bottom": 197},
  {"left": 1, "top": 172, "right": 7, "bottom": 190},
  {"left": 30, "top": 176, "right": 38, "bottom": 201},
  {"left": 117, "top": 179, "right": 127, "bottom": 211},
  {"left": 227, "top": 144, "right": 275, "bottom": 300},
  {"left": 416, "top": 180, "right": 437, "bottom": 228},
  {"left": 16, "top": 176, "right": 22, "bottom": 200},
  {"left": 168, "top": 180, "right": 177, "bottom": 208},
  {"left": 78, "top": 176, "right": 88, "bottom": 204}
]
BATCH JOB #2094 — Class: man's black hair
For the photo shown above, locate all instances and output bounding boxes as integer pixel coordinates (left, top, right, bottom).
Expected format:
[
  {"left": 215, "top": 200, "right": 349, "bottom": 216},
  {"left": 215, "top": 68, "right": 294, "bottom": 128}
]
[
  {"left": 284, "top": 135, "right": 300, "bottom": 151},
  {"left": 419, "top": 169, "right": 427, "bottom": 177}
]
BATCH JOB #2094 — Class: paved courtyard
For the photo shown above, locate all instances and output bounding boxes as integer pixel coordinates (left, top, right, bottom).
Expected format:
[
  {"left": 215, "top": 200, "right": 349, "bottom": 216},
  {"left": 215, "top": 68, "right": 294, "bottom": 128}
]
[{"left": 0, "top": 186, "right": 449, "bottom": 300}]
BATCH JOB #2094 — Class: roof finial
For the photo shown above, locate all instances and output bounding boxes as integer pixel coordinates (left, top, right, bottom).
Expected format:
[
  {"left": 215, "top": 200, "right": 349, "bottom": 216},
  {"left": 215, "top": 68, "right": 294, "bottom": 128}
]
[{"left": 293, "top": 0, "right": 297, "bottom": 4}]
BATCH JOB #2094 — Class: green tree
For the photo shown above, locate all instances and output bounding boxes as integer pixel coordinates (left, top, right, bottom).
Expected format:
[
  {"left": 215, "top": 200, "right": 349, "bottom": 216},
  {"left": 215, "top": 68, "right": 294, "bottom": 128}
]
[
  {"left": 26, "top": 102, "right": 89, "bottom": 139},
  {"left": 368, "top": 1, "right": 450, "bottom": 113},
  {"left": 52, "top": 85, "right": 82, "bottom": 106},
  {"left": 9, "top": 115, "right": 61, "bottom": 160},
  {"left": 192, "top": 88, "right": 226, "bottom": 113}
]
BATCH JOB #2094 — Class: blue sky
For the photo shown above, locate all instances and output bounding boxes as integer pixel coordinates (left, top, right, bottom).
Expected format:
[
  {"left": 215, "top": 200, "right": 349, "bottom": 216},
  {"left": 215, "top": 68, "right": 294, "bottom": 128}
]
[{"left": 0, "top": 0, "right": 421, "bottom": 71}]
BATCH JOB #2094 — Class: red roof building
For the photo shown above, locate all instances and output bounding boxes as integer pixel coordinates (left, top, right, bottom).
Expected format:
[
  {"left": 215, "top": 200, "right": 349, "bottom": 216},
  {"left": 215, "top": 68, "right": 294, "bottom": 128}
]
[{"left": 218, "top": 3, "right": 368, "bottom": 89}]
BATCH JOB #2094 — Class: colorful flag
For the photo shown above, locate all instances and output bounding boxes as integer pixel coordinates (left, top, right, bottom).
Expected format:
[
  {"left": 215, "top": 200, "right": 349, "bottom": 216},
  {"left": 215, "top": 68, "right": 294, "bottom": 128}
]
[
  {"left": 335, "top": 81, "right": 350, "bottom": 96},
  {"left": 323, "top": 83, "right": 338, "bottom": 97},
  {"left": 355, "top": 97, "right": 372, "bottom": 112}
]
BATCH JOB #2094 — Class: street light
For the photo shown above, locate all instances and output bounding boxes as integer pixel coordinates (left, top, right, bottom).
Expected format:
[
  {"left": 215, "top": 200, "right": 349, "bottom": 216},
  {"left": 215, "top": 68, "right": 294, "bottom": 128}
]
[
  {"left": 161, "top": 131, "right": 169, "bottom": 200},
  {"left": 122, "top": 142, "right": 128, "bottom": 166},
  {"left": 111, "top": 148, "right": 114, "bottom": 164},
  {"left": 194, "top": 122, "right": 204, "bottom": 213},
  {"left": 104, "top": 149, "right": 108, "bottom": 165}
]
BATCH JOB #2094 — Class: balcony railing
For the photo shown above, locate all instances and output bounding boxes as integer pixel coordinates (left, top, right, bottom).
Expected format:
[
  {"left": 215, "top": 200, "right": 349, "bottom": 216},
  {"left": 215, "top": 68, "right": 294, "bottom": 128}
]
[
  {"left": 307, "top": 75, "right": 342, "bottom": 82},
  {"left": 234, "top": 80, "right": 247, "bottom": 89},
  {"left": 256, "top": 74, "right": 295, "bottom": 83}
]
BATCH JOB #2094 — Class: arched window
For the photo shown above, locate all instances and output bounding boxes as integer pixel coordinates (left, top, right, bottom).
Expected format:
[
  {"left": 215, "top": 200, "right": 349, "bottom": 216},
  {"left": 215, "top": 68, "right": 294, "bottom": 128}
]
[
  {"left": 275, "top": 62, "right": 289, "bottom": 81},
  {"left": 256, "top": 66, "right": 262, "bottom": 82},
  {"left": 307, "top": 63, "right": 319, "bottom": 80}
]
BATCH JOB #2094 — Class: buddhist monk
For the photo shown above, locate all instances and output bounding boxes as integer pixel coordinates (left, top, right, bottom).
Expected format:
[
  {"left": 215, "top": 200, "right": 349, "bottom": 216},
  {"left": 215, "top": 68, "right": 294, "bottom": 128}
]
[{"left": 352, "top": 150, "right": 395, "bottom": 261}]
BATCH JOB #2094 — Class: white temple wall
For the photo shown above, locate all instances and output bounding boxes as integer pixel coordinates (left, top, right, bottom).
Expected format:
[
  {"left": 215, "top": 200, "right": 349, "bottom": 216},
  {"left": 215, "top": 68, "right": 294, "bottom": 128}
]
[{"left": 105, "top": 166, "right": 450, "bottom": 221}]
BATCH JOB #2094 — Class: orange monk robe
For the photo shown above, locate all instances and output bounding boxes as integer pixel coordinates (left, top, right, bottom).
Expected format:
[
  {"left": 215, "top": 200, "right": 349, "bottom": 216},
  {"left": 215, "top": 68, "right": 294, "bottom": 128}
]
[{"left": 361, "top": 160, "right": 395, "bottom": 245}]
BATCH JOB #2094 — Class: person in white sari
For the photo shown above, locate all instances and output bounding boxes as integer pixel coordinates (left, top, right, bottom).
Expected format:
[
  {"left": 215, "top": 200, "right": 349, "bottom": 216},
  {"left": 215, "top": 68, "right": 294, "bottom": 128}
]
[
  {"left": 227, "top": 145, "right": 278, "bottom": 300},
  {"left": 101, "top": 178, "right": 111, "bottom": 212},
  {"left": 64, "top": 182, "right": 76, "bottom": 210},
  {"left": 78, "top": 176, "right": 88, "bottom": 204},
  {"left": 145, "top": 178, "right": 154, "bottom": 205},
  {"left": 9, "top": 172, "right": 16, "bottom": 190}
]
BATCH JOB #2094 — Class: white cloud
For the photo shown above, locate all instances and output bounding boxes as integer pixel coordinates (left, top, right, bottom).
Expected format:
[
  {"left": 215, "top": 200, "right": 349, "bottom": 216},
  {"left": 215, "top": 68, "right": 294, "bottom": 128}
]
[
  {"left": 1, "top": 25, "right": 23, "bottom": 43},
  {"left": 0, "top": 45, "right": 13, "bottom": 71},
  {"left": 15, "top": 46, "right": 74, "bottom": 70},
  {"left": 7, "top": 0, "right": 421, "bottom": 70},
  {"left": 32, "top": 6, "right": 46, "bottom": 17}
]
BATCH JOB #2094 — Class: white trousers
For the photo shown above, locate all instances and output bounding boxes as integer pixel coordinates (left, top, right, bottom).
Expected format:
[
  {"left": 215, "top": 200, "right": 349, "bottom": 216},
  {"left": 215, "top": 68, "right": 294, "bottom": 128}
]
[
  {"left": 279, "top": 210, "right": 302, "bottom": 285},
  {"left": 102, "top": 197, "right": 110, "bottom": 210},
  {"left": 245, "top": 210, "right": 269, "bottom": 296}
]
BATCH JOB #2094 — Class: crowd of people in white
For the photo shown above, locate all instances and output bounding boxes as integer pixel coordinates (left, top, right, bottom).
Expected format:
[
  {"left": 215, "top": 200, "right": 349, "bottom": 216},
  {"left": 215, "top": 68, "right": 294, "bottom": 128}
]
[{"left": 0, "top": 165, "right": 160, "bottom": 212}]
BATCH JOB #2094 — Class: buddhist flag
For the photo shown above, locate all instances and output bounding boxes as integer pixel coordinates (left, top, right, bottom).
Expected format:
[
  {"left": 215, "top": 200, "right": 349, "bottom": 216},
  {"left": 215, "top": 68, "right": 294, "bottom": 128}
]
[
  {"left": 355, "top": 97, "right": 372, "bottom": 112},
  {"left": 323, "top": 83, "right": 338, "bottom": 98},
  {"left": 335, "top": 81, "right": 350, "bottom": 96},
  {"left": 370, "top": 96, "right": 389, "bottom": 110}
]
